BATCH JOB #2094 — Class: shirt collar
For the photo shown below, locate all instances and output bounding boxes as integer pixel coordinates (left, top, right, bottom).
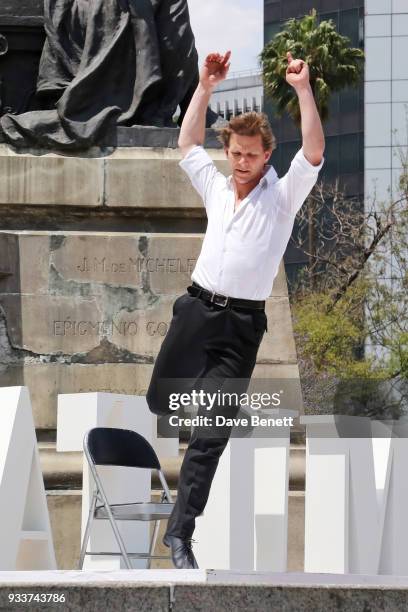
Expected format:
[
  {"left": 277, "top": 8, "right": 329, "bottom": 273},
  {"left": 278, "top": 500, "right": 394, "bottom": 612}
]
[{"left": 227, "top": 164, "right": 279, "bottom": 190}]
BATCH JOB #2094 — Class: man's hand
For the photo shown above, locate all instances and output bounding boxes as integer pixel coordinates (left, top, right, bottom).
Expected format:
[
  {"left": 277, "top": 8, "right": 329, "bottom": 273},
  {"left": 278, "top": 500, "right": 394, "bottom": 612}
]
[
  {"left": 285, "top": 51, "right": 310, "bottom": 91},
  {"left": 178, "top": 50, "right": 231, "bottom": 157},
  {"left": 200, "top": 51, "right": 231, "bottom": 91}
]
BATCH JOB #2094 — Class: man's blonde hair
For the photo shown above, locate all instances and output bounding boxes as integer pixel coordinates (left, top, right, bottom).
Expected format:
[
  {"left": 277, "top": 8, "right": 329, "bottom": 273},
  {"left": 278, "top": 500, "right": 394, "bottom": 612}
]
[{"left": 216, "top": 111, "right": 277, "bottom": 152}]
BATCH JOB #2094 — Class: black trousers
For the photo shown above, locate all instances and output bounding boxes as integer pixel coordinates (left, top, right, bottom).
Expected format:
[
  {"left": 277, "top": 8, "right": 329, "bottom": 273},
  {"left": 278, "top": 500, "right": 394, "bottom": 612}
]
[{"left": 146, "top": 288, "right": 267, "bottom": 539}]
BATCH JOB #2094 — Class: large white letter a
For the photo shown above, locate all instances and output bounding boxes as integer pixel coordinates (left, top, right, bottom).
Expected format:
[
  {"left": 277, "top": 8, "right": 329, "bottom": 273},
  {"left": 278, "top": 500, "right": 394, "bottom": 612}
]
[{"left": 0, "top": 386, "right": 56, "bottom": 570}]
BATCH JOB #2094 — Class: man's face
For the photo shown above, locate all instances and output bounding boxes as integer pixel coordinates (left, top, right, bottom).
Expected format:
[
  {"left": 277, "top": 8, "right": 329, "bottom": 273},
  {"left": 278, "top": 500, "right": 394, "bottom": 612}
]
[{"left": 225, "top": 133, "right": 271, "bottom": 186}]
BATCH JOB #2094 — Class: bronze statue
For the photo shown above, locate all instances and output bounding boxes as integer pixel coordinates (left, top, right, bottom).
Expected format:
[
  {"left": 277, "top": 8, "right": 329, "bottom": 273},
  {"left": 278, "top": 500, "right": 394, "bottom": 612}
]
[{"left": 0, "top": 0, "right": 210, "bottom": 149}]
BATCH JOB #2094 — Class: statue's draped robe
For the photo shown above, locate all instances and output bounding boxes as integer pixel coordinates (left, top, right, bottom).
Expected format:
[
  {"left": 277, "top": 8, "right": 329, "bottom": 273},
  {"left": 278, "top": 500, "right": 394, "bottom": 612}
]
[{"left": 0, "top": 0, "right": 198, "bottom": 148}]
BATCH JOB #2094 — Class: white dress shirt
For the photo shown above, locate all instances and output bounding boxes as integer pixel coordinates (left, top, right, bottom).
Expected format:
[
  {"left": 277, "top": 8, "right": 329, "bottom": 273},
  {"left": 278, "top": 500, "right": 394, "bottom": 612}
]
[{"left": 179, "top": 145, "right": 324, "bottom": 300}]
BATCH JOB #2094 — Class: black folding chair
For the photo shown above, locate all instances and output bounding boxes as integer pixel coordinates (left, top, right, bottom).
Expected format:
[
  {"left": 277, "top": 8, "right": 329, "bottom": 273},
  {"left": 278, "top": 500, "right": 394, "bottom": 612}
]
[{"left": 78, "top": 427, "right": 174, "bottom": 570}]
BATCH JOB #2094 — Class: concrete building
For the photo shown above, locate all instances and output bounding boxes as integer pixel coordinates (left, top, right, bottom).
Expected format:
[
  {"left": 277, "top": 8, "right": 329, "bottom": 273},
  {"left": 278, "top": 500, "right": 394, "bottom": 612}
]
[
  {"left": 364, "top": 0, "right": 408, "bottom": 254},
  {"left": 264, "top": 0, "right": 408, "bottom": 283},
  {"left": 210, "top": 70, "right": 263, "bottom": 119},
  {"left": 364, "top": 0, "right": 408, "bottom": 360}
]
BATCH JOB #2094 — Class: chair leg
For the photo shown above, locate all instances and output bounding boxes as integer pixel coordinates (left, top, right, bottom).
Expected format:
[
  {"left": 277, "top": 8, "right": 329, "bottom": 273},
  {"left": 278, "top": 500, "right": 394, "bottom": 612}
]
[
  {"left": 147, "top": 520, "right": 161, "bottom": 569},
  {"left": 88, "top": 465, "right": 133, "bottom": 569},
  {"left": 78, "top": 490, "right": 98, "bottom": 570},
  {"left": 97, "top": 493, "right": 132, "bottom": 569}
]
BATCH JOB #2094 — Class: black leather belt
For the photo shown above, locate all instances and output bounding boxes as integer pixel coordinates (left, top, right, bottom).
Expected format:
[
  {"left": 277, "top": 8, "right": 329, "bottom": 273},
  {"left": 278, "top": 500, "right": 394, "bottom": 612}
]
[{"left": 188, "top": 282, "right": 265, "bottom": 310}]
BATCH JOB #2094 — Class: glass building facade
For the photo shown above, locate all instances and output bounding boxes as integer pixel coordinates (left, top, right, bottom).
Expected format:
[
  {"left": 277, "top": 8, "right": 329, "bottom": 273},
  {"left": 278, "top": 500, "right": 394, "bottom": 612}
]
[{"left": 264, "top": 0, "right": 365, "bottom": 287}]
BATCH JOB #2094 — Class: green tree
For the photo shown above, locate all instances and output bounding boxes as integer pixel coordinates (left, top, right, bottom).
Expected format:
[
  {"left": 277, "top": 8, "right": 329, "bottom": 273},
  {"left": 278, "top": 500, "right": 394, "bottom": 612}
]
[
  {"left": 290, "top": 168, "right": 408, "bottom": 418},
  {"left": 260, "top": 8, "right": 364, "bottom": 124}
]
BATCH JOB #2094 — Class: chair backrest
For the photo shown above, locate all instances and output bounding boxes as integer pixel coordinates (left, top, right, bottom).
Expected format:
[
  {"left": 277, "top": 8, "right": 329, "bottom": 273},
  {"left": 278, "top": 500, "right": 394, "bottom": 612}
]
[{"left": 84, "top": 427, "right": 161, "bottom": 470}]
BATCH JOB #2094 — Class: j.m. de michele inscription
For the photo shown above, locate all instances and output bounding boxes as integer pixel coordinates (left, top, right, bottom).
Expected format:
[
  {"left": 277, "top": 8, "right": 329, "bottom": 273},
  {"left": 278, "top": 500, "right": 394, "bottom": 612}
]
[
  {"left": 49, "top": 234, "right": 203, "bottom": 294},
  {"left": 76, "top": 256, "right": 197, "bottom": 275}
]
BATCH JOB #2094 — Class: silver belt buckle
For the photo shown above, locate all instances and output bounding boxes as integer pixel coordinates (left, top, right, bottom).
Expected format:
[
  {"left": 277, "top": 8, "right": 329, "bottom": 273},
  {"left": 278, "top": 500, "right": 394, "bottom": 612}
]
[{"left": 211, "top": 291, "right": 229, "bottom": 308}]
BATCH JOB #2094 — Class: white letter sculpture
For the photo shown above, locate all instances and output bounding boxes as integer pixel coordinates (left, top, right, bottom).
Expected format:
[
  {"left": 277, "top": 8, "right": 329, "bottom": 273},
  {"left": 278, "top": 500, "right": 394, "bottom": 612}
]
[
  {"left": 301, "top": 414, "right": 408, "bottom": 575},
  {"left": 0, "top": 386, "right": 57, "bottom": 570},
  {"left": 194, "top": 408, "right": 298, "bottom": 571}
]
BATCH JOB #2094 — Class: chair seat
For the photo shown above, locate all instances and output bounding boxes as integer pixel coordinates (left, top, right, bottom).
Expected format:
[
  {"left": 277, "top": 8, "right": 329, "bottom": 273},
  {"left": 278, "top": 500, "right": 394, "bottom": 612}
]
[{"left": 95, "top": 502, "right": 174, "bottom": 521}]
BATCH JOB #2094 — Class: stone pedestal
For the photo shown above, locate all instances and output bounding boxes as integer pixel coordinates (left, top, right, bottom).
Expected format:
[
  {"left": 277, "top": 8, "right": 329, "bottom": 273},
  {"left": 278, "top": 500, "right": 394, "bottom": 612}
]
[
  {"left": 0, "top": 142, "right": 304, "bottom": 568},
  {"left": 0, "top": 222, "right": 300, "bottom": 431}
]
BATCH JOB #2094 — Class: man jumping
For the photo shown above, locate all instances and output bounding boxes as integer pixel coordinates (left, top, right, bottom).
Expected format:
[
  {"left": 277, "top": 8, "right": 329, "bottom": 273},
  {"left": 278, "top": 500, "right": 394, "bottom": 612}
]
[{"left": 146, "top": 50, "right": 325, "bottom": 569}]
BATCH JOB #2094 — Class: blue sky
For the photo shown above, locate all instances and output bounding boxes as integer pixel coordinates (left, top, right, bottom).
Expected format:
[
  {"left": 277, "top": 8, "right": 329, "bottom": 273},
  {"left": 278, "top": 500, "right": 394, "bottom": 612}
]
[{"left": 188, "top": 0, "right": 264, "bottom": 74}]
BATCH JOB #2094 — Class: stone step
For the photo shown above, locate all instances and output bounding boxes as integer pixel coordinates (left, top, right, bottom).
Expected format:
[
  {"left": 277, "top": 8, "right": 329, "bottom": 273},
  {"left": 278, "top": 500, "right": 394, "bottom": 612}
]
[
  {"left": 39, "top": 441, "right": 306, "bottom": 491},
  {"left": 47, "top": 489, "right": 305, "bottom": 571},
  {"left": 2, "top": 571, "right": 408, "bottom": 612}
]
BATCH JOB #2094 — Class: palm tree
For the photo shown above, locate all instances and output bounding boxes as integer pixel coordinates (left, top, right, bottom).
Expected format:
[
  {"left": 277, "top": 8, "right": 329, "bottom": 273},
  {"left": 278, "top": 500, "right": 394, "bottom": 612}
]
[{"left": 261, "top": 8, "right": 364, "bottom": 125}]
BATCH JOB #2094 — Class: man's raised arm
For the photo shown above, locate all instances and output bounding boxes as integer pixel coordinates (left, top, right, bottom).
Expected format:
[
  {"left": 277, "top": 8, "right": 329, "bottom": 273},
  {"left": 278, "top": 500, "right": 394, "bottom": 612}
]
[
  {"left": 285, "top": 51, "right": 325, "bottom": 166},
  {"left": 178, "top": 51, "right": 231, "bottom": 158}
]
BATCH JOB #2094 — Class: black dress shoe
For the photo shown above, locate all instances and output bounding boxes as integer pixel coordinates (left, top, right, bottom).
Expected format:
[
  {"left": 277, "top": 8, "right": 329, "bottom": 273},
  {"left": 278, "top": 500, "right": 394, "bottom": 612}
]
[{"left": 163, "top": 534, "right": 199, "bottom": 569}]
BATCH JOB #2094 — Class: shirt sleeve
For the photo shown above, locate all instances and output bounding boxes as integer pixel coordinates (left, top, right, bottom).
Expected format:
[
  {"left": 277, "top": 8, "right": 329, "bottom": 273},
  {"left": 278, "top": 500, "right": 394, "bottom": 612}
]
[
  {"left": 275, "top": 147, "right": 324, "bottom": 217},
  {"left": 179, "top": 145, "right": 225, "bottom": 213}
]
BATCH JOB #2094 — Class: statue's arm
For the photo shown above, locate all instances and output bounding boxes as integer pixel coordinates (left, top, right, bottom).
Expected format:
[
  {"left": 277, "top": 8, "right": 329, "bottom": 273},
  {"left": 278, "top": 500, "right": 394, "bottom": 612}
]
[{"left": 178, "top": 51, "right": 231, "bottom": 158}]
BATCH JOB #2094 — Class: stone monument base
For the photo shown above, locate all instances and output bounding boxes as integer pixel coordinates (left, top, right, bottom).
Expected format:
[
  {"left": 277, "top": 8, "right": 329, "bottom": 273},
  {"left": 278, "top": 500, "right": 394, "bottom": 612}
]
[{"left": 1, "top": 570, "right": 408, "bottom": 611}]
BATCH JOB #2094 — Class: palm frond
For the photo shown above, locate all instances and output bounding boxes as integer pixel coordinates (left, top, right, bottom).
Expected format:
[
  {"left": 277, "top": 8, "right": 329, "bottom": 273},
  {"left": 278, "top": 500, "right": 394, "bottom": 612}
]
[{"left": 260, "top": 9, "right": 365, "bottom": 125}]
